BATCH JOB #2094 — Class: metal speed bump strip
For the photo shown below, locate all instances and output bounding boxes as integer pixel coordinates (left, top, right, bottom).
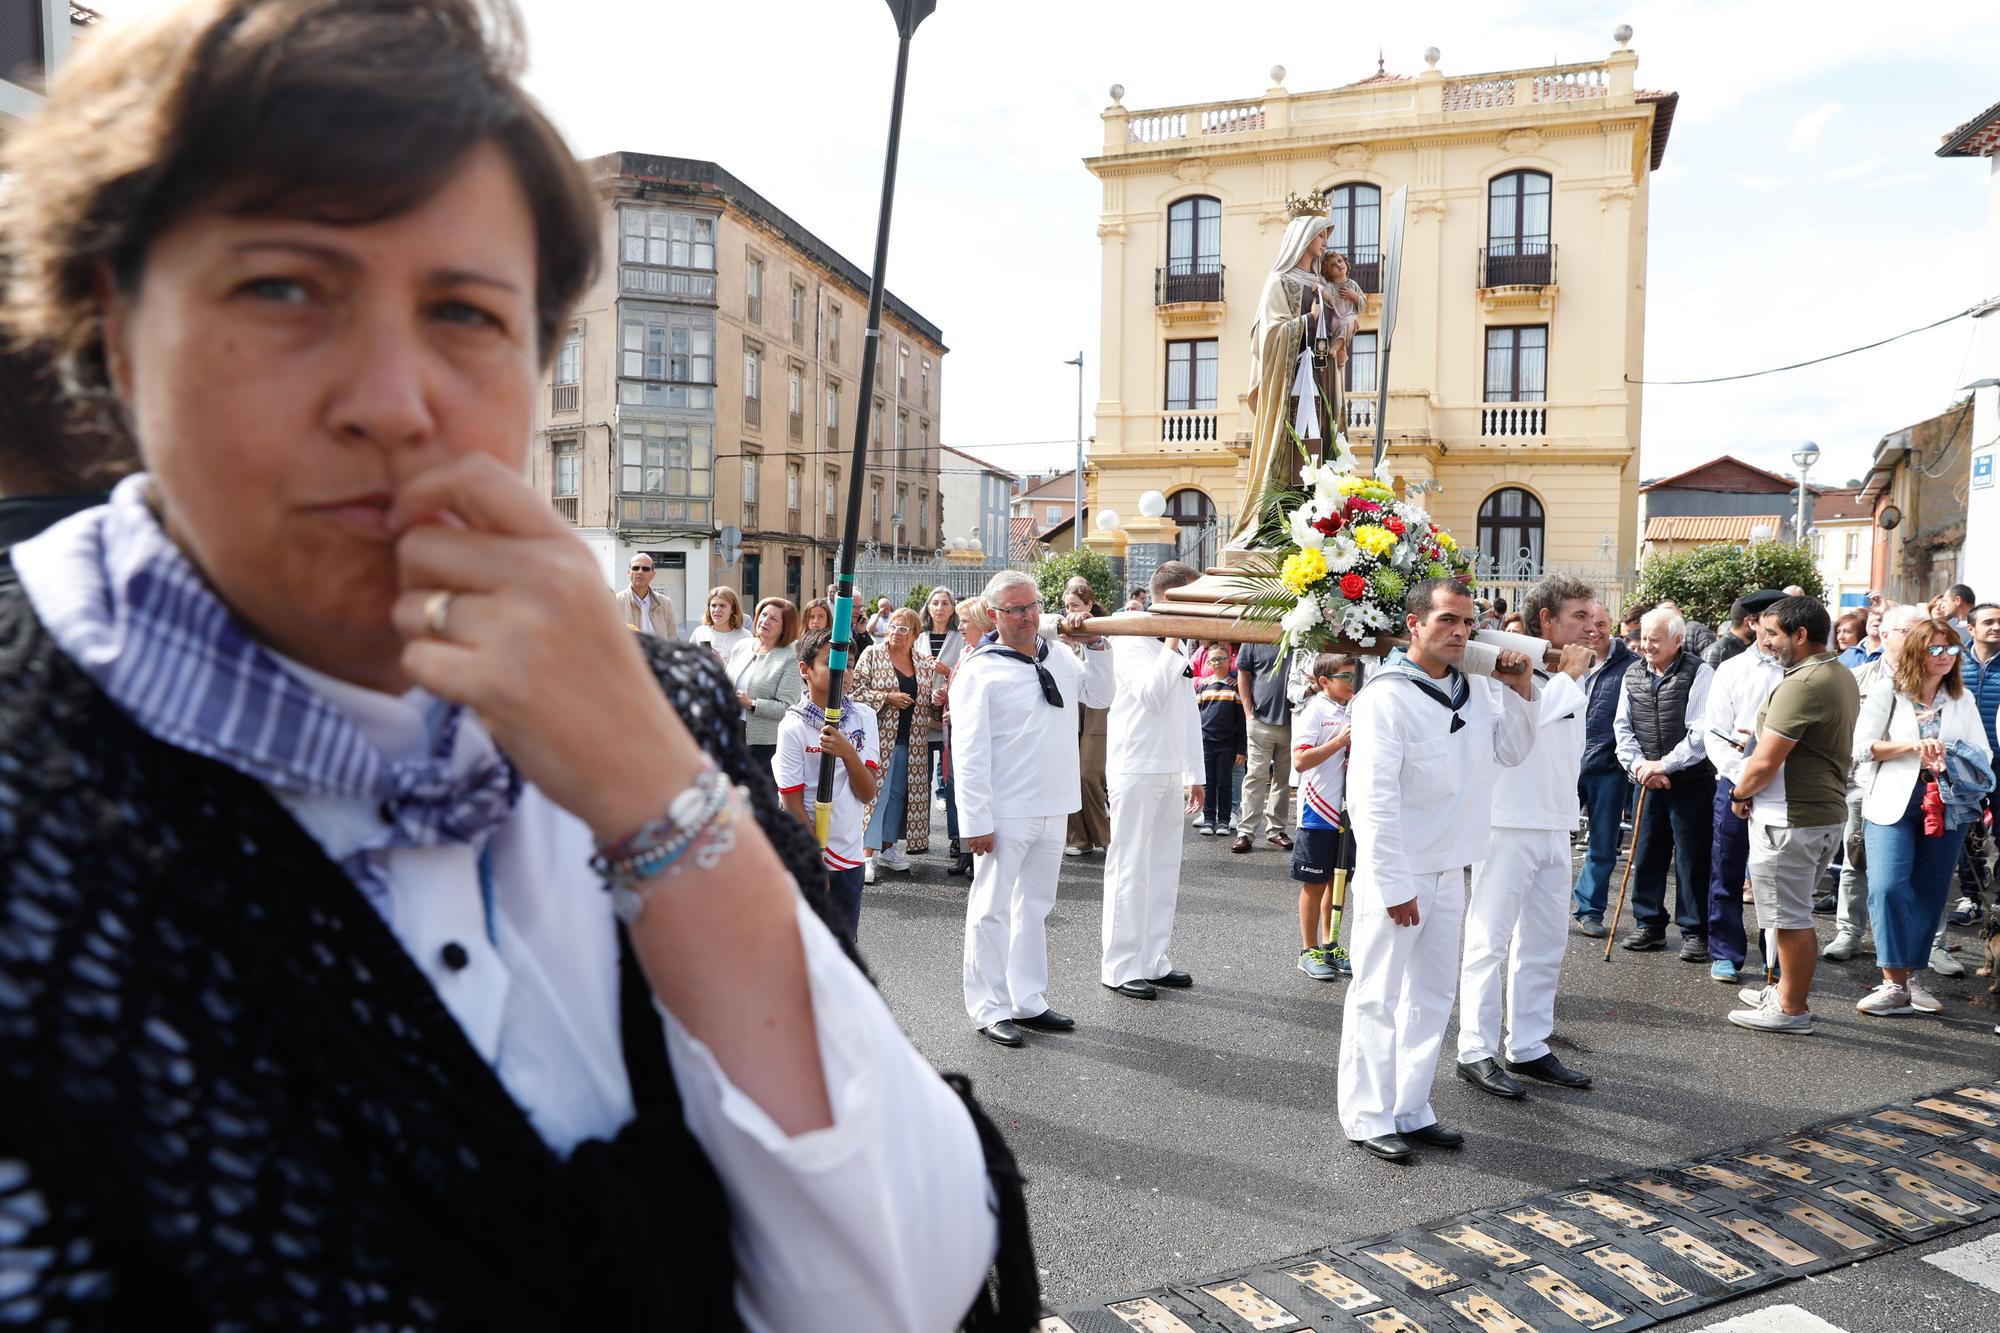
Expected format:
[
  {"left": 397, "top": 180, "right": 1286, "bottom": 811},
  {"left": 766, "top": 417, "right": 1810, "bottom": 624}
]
[{"left": 1049, "top": 1081, "right": 2000, "bottom": 1332}]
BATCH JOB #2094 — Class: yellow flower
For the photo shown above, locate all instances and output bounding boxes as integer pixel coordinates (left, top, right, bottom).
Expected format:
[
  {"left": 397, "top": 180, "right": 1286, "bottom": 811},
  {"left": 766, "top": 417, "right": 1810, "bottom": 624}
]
[
  {"left": 1352, "top": 524, "right": 1398, "bottom": 558},
  {"left": 1279, "top": 546, "right": 1328, "bottom": 596},
  {"left": 1436, "top": 530, "right": 1457, "bottom": 553}
]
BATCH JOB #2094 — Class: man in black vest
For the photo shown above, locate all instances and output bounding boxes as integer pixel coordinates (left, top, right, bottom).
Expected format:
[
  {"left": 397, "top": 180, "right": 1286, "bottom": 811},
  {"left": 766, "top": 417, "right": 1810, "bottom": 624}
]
[{"left": 1613, "top": 606, "right": 1717, "bottom": 958}]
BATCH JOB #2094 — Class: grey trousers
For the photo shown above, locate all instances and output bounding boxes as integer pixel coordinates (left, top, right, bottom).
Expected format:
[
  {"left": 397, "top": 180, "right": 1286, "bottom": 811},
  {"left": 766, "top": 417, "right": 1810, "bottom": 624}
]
[
  {"left": 1833, "top": 783, "right": 1870, "bottom": 939},
  {"left": 1235, "top": 717, "right": 1294, "bottom": 838}
]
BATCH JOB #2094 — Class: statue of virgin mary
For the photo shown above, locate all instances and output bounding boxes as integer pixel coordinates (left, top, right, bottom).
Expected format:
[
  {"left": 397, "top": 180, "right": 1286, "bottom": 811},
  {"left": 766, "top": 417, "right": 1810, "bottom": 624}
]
[{"left": 1229, "top": 194, "right": 1348, "bottom": 550}]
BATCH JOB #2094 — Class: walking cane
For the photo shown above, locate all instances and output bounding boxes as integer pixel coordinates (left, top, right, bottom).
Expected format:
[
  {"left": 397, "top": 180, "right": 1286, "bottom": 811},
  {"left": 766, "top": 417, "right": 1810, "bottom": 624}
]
[{"left": 1603, "top": 782, "right": 1648, "bottom": 963}]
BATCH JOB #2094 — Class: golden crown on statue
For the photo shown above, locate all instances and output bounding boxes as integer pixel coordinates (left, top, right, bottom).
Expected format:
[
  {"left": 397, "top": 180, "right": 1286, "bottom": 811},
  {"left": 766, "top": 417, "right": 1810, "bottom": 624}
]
[{"left": 1284, "top": 190, "right": 1329, "bottom": 219}]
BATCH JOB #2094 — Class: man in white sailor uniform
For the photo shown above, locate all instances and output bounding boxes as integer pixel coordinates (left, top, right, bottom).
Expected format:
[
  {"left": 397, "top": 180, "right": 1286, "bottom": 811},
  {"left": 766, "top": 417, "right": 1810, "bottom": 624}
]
[
  {"left": 1339, "top": 578, "right": 1538, "bottom": 1160},
  {"left": 1099, "top": 561, "right": 1206, "bottom": 1000},
  {"left": 954, "top": 570, "right": 1116, "bottom": 1046},
  {"left": 1456, "top": 575, "right": 1600, "bottom": 1101}
]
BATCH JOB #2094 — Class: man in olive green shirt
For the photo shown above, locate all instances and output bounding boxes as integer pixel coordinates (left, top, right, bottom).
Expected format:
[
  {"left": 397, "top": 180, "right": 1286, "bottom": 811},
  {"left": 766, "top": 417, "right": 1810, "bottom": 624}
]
[{"left": 1723, "top": 597, "right": 1860, "bottom": 1034}]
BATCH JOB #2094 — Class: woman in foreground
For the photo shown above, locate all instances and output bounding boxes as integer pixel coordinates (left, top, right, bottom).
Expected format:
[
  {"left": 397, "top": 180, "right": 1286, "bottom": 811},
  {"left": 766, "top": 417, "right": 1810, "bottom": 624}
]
[{"left": 0, "top": 1, "right": 1032, "bottom": 1327}]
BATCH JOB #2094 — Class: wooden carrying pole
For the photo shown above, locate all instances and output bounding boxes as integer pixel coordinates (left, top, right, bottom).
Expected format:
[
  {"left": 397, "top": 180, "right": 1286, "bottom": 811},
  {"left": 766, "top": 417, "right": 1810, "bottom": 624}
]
[{"left": 1602, "top": 782, "right": 1648, "bottom": 962}]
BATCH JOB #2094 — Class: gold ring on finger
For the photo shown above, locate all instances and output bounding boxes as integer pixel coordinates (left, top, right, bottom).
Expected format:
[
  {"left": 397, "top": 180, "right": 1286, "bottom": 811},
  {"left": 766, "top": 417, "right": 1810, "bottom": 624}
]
[{"left": 424, "top": 589, "right": 456, "bottom": 640}]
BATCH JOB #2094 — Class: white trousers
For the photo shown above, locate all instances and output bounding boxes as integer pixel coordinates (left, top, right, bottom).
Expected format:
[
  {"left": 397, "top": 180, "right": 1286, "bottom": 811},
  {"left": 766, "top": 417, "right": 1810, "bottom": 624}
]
[
  {"left": 1337, "top": 868, "right": 1465, "bottom": 1140},
  {"left": 1100, "top": 771, "right": 1186, "bottom": 986},
  {"left": 1459, "top": 828, "right": 1572, "bottom": 1064},
  {"left": 963, "top": 814, "right": 1065, "bottom": 1026}
]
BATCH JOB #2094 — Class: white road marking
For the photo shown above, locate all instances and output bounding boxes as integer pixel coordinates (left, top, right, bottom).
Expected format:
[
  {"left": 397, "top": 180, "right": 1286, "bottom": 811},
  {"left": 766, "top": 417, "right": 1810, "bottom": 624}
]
[
  {"left": 1922, "top": 1229, "right": 2000, "bottom": 1295},
  {"left": 1695, "top": 1305, "right": 1849, "bottom": 1332}
]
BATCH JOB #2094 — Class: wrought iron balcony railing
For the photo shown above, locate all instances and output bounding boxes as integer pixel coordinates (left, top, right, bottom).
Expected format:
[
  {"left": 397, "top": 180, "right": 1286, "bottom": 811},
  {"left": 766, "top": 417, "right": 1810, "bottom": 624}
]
[
  {"left": 1155, "top": 263, "right": 1225, "bottom": 305},
  {"left": 1479, "top": 243, "right": 1557, "bottom": 288}
]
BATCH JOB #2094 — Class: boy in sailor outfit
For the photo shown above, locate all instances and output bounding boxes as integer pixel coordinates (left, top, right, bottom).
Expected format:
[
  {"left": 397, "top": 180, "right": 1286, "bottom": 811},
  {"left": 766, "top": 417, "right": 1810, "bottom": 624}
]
[
  {"left": 1455, "top": 576, "right": 1600, "bottom": 1101},
  {"left": 1338, "top": 579, "right": 1539, "bottom": 1160}
]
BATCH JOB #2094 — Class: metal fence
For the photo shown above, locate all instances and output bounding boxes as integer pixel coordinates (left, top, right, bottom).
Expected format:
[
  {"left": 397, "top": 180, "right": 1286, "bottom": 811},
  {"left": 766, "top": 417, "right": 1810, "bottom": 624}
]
[
  {"left": 1470, "top": 549, "right": 1636, "bottom": 623},
  {"left": 849, "top": 543, "right": 1015, "bottom": 606}
]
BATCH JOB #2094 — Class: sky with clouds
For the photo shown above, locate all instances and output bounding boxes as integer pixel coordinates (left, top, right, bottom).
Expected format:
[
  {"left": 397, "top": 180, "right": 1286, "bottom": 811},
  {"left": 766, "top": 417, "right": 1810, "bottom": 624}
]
[{"left": 86, "top": 0, "right": 2000, "bottom": 494}]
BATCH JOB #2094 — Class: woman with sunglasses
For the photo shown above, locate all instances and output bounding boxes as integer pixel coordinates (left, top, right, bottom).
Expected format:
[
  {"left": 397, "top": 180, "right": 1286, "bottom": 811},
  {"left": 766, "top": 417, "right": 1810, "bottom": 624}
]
[{"left": 1853, "top": 620, "right": 1995, "bottom": 1016}]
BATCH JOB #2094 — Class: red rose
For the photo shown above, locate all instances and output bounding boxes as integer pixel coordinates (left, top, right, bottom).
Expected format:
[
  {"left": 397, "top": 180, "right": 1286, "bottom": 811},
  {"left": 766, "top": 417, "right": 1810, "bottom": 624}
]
[
  {"left": 1348, "top": 498, "right": 1380, "bottom": 515},
  {"left": 1312, "top": 512, "right": 1344, "bottom": 535},
  {"left": 1384, "top": 516, "right": 1406, "bottom": 536},
  {"left": 1339, "top": 572, "right": 1368, "bottom": 600}
]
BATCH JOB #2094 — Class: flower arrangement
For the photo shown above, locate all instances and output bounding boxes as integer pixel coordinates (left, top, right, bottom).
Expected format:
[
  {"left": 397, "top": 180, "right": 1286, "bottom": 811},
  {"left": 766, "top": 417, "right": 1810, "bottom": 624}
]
[{"left": 1240, "top": 437, "right": 1477, "bottom": 652}]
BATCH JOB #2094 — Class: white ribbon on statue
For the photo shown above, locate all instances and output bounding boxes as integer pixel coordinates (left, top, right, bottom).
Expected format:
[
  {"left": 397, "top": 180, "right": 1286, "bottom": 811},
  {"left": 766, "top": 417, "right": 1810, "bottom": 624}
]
[{"left": 1290, "top": 302, "right": 1328, "bottom": 441}]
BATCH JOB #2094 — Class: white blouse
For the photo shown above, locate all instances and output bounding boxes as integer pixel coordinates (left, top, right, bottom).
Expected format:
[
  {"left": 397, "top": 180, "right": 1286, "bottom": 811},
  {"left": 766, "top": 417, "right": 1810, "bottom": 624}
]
[
  {"left": 693, "top": 624, "right": 754, "bottom": 660},
  {"left": 269, "top": 657, "right": 997, "bottom": 1333}
]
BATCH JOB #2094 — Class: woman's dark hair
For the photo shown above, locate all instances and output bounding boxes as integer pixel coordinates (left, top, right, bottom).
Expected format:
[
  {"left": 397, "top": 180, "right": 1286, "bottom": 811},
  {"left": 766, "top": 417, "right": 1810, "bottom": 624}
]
[{"left": 0, "top": 0, "right": 599, "bottom": 402}]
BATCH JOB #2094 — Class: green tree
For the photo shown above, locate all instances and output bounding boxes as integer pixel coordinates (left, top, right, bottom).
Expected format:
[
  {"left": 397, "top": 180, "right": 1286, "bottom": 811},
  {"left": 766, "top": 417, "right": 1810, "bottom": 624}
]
[
  {"left": 1032, "top": 547, "right": 1118, "bottom": 612},
  {"left": 1633, "top": 542, "right": 1826, "bottom": 627},
  {"left": 903, "top": 582, "right": 934, "bottom": 613}
]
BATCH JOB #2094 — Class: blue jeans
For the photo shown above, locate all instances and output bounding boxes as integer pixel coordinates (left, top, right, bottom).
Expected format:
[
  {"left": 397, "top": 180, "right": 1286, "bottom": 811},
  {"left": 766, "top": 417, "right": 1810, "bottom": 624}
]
[
  {"left": 932, "top": 738, "right": 958, "bottom": 844},
  {"left": 1573, "top": 769, "right": 1630, "bottom": 920},
  {"left": 1865, "top": 782, "right": 1961, "bottom": 970},
  {"left": 866, "top": 739, "right": 911, "bottom": 849},
  {"left": 1708, "top": 778, "right": 1751, "bottom": 965}
]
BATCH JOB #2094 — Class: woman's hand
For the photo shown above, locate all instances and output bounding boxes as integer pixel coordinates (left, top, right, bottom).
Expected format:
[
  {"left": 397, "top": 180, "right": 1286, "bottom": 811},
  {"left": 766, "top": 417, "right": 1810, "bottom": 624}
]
[
  {"left": 885, "top": 690, "right": 914, "bottom": 709},
  {"left": 737, "top": 690, "right": 755, "bottom": 709},
  {"left": 387, "top": 454, "right": 696, "bottom": 841},
  {"left": 1917, "top": 737, "right": 1946, "bottom": 769}
]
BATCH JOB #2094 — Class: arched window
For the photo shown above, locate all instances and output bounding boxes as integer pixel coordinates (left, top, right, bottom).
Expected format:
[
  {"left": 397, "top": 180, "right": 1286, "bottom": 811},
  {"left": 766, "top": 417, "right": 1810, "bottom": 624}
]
[
  {"left": 1166, "top": 487, "right": 1219, "bottom": 570},
  {"left": 1163, "top": 195, "right": 1222, "bottom": 302},
  {"left": 1326, "top": 182, "right": 1380, "bottom": 292},
  {"left": 1476, "top": 487, "right": 1545, "bottom": 575},
  {"left": 1485, "top": 170, "right": 1552, "bottom": 285}
]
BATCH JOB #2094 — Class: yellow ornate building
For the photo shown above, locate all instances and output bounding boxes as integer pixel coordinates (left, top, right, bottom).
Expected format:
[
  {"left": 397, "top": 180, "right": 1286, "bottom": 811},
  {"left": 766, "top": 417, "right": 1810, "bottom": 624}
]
[{"left": 1082, "top": 30, "right": 1676, "bottom": 580}]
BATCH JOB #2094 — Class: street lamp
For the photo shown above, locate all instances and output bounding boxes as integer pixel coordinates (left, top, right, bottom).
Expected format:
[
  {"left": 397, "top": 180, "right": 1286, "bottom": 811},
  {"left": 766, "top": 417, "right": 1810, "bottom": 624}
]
[
  {"left": 1138, "top": 489, "right": 1168, "bottom": 519},
  {"left": 1790, "top": 441, "right": 1820, "bottom": 542},
  {"left": 1065, "top": 353, "right": 1084, "bottom": 545}
]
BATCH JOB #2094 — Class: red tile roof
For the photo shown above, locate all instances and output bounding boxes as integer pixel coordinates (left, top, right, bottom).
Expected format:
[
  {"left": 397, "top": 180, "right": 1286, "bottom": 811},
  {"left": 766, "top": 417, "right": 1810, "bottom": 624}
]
[
  {"left": 1637, "top": 90, "right": 1678, "bottom": 170},
  {"left": 1939, "top": 99, "right": 2000, "bottom": 158},
  {"left": 1640, "top": 454, "right": 1802, "bottom": 495},
  {"left": 1810, "top": 486, "right": 1871, "bottom": 524},
  {"left": 1644, "top": 515, "right": 1786, "bottom": 543}
]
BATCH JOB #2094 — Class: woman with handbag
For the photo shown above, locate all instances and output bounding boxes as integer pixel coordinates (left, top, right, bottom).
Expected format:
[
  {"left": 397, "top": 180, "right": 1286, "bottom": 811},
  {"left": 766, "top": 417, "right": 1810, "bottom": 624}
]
[{"left": 1853, "top": 619, "right": 1996, "bottom": 1016}]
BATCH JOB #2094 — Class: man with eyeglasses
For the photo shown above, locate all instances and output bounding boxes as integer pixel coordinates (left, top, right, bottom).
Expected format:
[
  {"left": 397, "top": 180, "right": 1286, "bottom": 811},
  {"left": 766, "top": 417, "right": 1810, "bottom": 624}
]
[
  {"left": 953, "top": 570, "right": 1115, "bottom": 1047},
  {"left": 614, "top": 554, "right": 679, "bottom": 640}
]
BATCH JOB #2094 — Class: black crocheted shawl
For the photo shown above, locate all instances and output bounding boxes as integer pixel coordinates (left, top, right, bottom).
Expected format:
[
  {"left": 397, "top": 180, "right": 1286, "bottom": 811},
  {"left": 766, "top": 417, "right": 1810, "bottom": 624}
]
[{"left": 0, "top": 567, "right": 1037, "bottom": 1330}]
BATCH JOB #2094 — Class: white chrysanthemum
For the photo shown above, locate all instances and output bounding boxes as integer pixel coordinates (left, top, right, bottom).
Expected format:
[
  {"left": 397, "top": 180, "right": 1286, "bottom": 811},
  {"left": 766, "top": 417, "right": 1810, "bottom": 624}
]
[
  {"left": 1324, "top": 533, "right": 1360, "bottom": 573},
  {"left": 1280, "top": 596, "right": 1323, "bottom": 636}
]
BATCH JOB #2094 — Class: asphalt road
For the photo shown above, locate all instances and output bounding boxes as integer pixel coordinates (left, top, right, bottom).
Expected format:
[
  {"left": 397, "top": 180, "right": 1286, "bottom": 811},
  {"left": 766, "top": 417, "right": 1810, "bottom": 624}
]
[{"left": 857, "top": 806, "right": 2000, "bottom": 1327}]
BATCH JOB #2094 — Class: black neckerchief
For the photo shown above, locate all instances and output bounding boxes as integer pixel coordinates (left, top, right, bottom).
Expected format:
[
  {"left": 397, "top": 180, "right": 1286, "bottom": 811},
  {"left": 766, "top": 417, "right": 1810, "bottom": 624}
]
[
  {"left": 978, "top": 635, "right": 1064, "bottom": 707},
  {"left": 1396, "top": 665, "right": 1471, "bottom": 732}
]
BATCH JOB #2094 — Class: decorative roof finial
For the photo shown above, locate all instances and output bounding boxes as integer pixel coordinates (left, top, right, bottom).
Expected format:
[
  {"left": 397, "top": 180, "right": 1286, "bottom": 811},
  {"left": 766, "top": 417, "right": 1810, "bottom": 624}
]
[{"left": 1377, "top": 49, "right": 1386, "bottom": 76}]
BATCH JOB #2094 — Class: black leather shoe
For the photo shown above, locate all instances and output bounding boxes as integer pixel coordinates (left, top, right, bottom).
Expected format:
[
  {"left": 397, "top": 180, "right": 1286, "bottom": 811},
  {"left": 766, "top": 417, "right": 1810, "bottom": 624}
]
[
  {"left": 1352, "top": 1133, "right": 1413, "bottom": 1161},
  {"left": 1104, "top": 979, "right": 1158, "bottom": 1000},
  {"left": 1678, "top": 935, "right": 1711, "bottom": 963},
  {"left": 1456, "top": 1057, "right": 1526, "bottom": 1100},
  {"left": 979, "top": 1020, "right": 1024, "bottom": 1047},
  {"left": 1621, "top": 927, "right": 1666, "bottom": 951},
  {"left": 949, "top": 853, "right": 974, "bottom": 877},
  {"left": 1016, "top": 1008, "right": 1075, "bottom": 1032},
  {"left": 1148, "top": 969, "right": 1194, "bottom": 989},
  {"left": 1506, "top": 1053, "right": 1593, "bottom": 1089},
  {"left": 1405, "top": 1122, "right": 1465, "bottom": 1149}
]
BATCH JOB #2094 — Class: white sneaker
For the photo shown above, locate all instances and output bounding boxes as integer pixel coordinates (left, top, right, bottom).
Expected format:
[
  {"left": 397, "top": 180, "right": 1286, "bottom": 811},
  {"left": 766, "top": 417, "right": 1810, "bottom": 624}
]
[
  {"left": 1063, "top": 846, "right": 1085, "bottom": 858},
  {"left": 1931, "top": 946, "right": 1967, "bottom": 978},
  {"left": 1738, "top": 984, "right": 1773, "bottom": 1008},
  {"left": 1821, "top": 931, "right": 1861, "bottom": 961},
  {"left": 1856, "top": 982, "right": 1914, "bottom": 1016},
  {"left": 864, "top": 857, "right": 879, "bottom": 885},
  {"left": 1907, "top": 977, "right": 1944, "bottom": 1014},
  {"left": 1729, "top": 1003, "right": 1814, "bottom": 1034},
  {"left": 877, "top": 845, "right": 911, "bottom": 871}
]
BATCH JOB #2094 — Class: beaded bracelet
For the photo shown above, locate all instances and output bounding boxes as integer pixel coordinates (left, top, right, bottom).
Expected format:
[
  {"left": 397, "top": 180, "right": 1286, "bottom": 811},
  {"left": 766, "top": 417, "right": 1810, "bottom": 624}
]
[{"left": 593, "top": 764, "right": 745, "bottom": 925}]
